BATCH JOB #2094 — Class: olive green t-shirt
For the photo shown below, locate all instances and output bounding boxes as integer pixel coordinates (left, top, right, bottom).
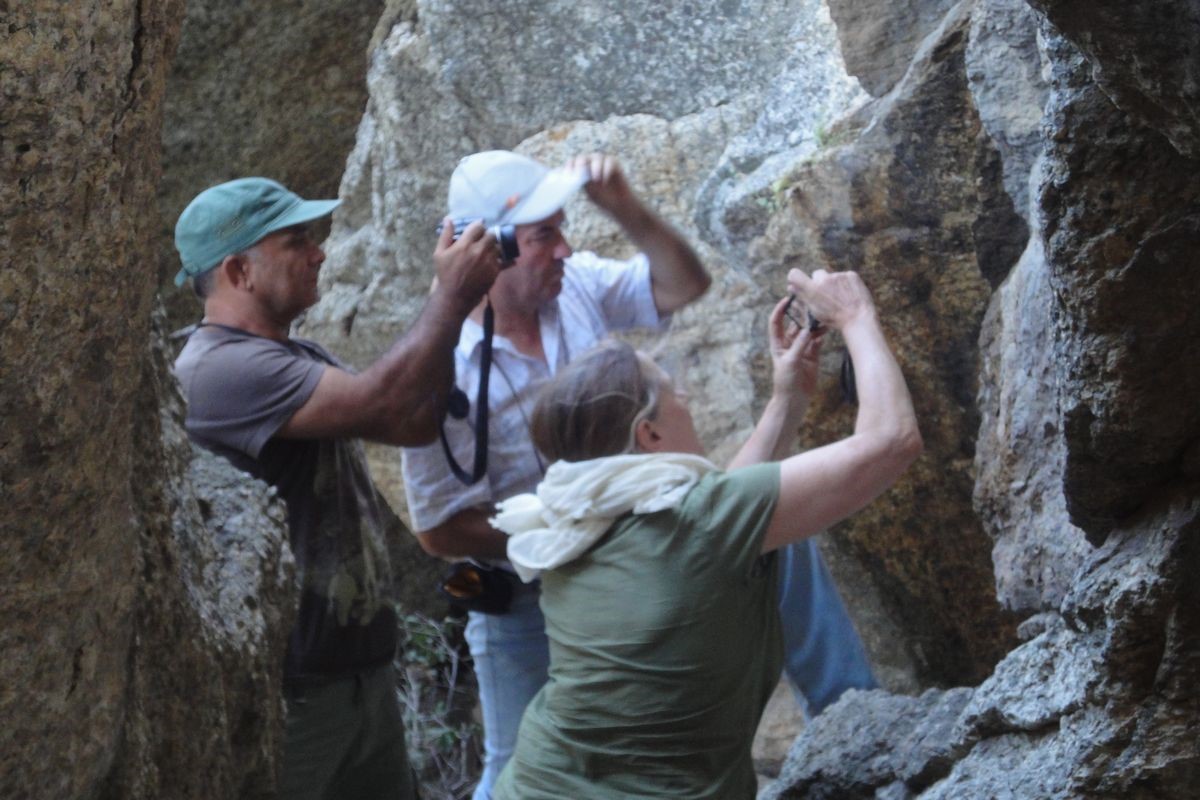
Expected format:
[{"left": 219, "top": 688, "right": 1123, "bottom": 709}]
[{"left": 494, "top": 463, "right": 783, "bottom": 800}]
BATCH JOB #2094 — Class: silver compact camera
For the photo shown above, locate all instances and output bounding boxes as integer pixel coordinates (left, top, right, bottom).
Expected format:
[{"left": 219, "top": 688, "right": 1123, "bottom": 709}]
[{"left": 447, "top": 218, "right": 519, "bottom": 266}]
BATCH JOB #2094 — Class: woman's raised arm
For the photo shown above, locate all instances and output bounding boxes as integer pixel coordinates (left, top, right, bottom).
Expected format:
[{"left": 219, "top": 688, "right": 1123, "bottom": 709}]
[{"left": 759, "top": 269, "right": 922, "bottom": 553}]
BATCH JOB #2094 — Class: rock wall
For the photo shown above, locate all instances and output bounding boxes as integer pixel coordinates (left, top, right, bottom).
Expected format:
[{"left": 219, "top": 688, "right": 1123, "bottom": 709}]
[
  {"left": 2, "top": 4, "right": 297, "bottom": 798},
  {"left": 724, "top": 0, "right": 1025, "bottom": 686},
  {"left": 157, "top": 0, "right": 385, "bottom": 327},
  {"left": 762, "top": 0, "right": 1200, "bottom": 795},
  {"left": 6, "top": 0, "right": 1199, "bottom": 795}
]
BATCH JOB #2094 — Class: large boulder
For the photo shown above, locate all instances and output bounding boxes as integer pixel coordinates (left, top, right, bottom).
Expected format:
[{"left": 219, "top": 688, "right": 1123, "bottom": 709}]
[
  {"left": 1, "top": 4, "right": 298, "bottom": 797},
  {"left": 1037, "top": 26, "right": 1200, "bottom": 539},
  {"left": 1026, "top": 0, "right": 1200, "bottom": 160},
  {"left": 764, "top": 497, "right": 1200, "bottom": 797}
]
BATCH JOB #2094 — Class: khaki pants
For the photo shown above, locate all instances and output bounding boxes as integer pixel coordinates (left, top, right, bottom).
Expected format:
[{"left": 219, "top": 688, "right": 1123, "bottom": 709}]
[{"left": 280, "top": 663, "right": 419, "bottom": 800}]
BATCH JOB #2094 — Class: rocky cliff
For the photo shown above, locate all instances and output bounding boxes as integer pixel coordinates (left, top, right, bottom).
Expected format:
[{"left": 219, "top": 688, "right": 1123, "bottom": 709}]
[
  {"left": 4, "top": 0, "right": 1198, "bottom": 796},
  {"left": 156, "top": 0, "right": 385, "bottom": 327},
  {"left": 2, "top": 4, "right": 296, "bottom": 797}
]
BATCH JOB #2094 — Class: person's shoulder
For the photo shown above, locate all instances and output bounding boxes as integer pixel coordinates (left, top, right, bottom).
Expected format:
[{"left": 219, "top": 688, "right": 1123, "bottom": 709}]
[
  {"left": 288, "top": 335, "right": 342, "bottom": 367},
  {"left": 560, "top": 251, "right": 600, "bottom": 288},
  {"left": 563, "top": 250, "right": 642, "bottom": 273},
  {"left": 682, "top": 463, "right": 780, "bottom": 517},
  {"left": 561, "top": 250, "right": 642, "bottom": 294}
]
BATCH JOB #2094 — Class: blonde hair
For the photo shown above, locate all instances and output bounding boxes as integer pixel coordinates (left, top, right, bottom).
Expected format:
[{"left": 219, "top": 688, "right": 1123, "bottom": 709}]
[{"left": 531, "top": 339, "right": 665, "bottom": 462}]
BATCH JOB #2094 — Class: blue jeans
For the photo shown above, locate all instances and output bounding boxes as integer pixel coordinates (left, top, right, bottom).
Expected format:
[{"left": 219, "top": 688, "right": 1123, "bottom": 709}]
[
  {"left": 777, "top": 538, "right": 877, "bottom": 716},
  {"left": 465, "top": 583, "right": 550, "bottom": 800}
]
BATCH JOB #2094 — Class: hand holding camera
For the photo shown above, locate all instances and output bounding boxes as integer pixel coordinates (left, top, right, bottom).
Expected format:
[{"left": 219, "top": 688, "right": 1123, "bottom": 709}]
[
  {"left": 433, "top": 217, "right": 503, "bottom": 311},
  {"left": 786, "top": 269, "right": 873, "bottom": 406},
  {"left": 771, "top": 296, "right": 825, "bottom": 401},
  {"left": 786, "top": 268, "right": 877, "bottom": 332}
]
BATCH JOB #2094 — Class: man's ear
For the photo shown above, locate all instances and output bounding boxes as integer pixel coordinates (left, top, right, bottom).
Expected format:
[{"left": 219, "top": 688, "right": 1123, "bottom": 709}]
[
  {"left": 219, "top": 253, "right": 251, "bottom": 291},
  {"left": 634, "top": 418, "right": 663, "bottom": 453}
]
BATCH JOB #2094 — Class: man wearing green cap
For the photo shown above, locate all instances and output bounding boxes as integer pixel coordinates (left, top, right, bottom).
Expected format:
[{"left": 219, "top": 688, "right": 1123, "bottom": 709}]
[{"left": 173, "top": 176, "right": 501, "bottom": 799}]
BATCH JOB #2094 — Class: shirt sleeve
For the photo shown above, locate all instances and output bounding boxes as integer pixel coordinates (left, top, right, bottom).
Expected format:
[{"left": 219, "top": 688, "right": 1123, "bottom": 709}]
[
  {"left": 182, "top": 336, "right": 325, "bottom": 459},
  {"left": 564, "top": 251, "right": 665, "bottom": 332},
  {"left": 401, "top": 412, "right": 495, "bottom": 532},
  {"left": 676, "top": 463, "right": 781, "bottom": 577}
]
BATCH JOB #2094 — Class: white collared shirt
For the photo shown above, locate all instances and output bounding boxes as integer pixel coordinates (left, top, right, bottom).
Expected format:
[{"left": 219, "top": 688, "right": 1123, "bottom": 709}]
[{"left": 401, "top": 251, "right": 666, "bottom": 534}]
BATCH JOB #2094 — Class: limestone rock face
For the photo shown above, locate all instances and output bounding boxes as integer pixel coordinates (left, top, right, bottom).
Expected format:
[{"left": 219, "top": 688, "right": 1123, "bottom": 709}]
[
  {"left": 965, "top": 0, "right": 1048, "bottom": 221},
  {"left": 1026, "top": 0, "right": 1200, "bottom": 160},
  {"left": 695, "top": 1, "right": 869, "bottom": 268},
  {"left": 2, "top": 4, "right": 297, "bottom": 797},
  {"left": 102, "top": 341, "right": 297, "bottom": 798},
  {"left": 974, "top": 233, "right": 1091, "bottom": 614},
  {"left": 419, "top": 0, "right": 803, "bottom": 138},
  {"left": 970, "top": 1, "right": 1089, "bottom": 615},
  {"left": 158, "top": 0, "right": 384, "bottom": 325},
  {"left": 1, "top": 2, "right": 184, "bottom": 794},
  {"left": 763, "top": 1, "right": 1200, "bottom": 795},
  {"left": 827, "top": 0, "right": 963, "bottom": 96},
  {"left": 759, "top": 687, "right": 975, "bottom": 799},
  {"left": 1038, "top": 30, "right": 1200, "bottom": 539},
  {"left": 765, "top": 499, "right": 1200, "bottom": 797}
]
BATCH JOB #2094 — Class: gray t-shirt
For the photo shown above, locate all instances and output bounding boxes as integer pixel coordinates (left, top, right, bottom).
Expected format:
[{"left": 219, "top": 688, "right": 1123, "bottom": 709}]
[{"left": 174, "top": 323, "right": 397, "bottom": 680}]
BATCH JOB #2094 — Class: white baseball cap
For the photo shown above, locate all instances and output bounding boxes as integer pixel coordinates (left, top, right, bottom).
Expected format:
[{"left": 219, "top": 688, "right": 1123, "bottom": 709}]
[{"left": 448, "top": 151, "right": 588, "bottom": 227}]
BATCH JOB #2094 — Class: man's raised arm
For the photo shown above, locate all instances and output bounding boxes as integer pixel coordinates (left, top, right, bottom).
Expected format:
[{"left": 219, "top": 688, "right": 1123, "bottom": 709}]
[
  {"left": 570, "top": 153, "right": 710, "bottom": 314},
  {"left": 279, "top": 221, "right": 499, "bottom": 446}
]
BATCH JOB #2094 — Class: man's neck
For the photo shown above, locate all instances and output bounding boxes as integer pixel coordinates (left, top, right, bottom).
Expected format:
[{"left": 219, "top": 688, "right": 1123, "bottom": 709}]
[
  {"left": 470, "top": 296, "right": 545, "bottom": 363},
  {"left": 204, "top": 298, "right": 291, "bottom": 342}
]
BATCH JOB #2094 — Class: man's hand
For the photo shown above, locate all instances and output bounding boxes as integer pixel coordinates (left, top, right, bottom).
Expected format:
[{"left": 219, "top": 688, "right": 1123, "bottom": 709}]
[
  {"left": 569, "top": 153, "right": 635, "bottom": 216},
  {"left": 564, "top": 152, "right": 710, "bottom": 314},
  {"left": 433, "top": 217, "right": 501, "bottom": 313},
  {"left": 769, "top": 295, "right": 824, "bottom": 400}
]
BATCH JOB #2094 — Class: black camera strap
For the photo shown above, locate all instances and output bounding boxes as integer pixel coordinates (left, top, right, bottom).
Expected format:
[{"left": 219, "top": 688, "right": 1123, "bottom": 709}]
[{"left": 439, "top": 299, "right": 495, "bottom": 485}]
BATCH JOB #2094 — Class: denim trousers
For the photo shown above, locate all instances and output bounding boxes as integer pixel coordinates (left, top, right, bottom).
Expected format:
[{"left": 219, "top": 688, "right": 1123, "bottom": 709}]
[
  {"left": 465, "top": 582, "right": 550, "bottom": 800},
  {"left": 777, "top": 537, "right": 878, "bottom": 716}
]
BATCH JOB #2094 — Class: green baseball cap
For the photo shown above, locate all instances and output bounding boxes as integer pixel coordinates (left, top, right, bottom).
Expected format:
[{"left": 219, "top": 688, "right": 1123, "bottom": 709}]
[{"left": 173, "top": 177, "right": 340, "bottom": 286}]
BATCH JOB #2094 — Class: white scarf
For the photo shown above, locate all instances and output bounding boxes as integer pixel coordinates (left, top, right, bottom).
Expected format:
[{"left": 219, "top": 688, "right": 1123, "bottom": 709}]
[{"left": 491, "top": 452, "right": 718, "bottom": 583}]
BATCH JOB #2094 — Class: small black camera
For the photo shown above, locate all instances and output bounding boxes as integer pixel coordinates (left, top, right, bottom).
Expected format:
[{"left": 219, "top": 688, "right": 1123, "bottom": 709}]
[{"left": 447, "top": 218, "right": 520, "bottom": 266}]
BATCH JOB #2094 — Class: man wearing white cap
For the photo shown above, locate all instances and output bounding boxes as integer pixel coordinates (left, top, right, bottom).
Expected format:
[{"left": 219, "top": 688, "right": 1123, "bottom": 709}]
[
  {"left": 172, "top": 176, "right": 501, "bottom": 799},
  {"left": 401, "top": 151, "right": 711, "bottom": 797}
]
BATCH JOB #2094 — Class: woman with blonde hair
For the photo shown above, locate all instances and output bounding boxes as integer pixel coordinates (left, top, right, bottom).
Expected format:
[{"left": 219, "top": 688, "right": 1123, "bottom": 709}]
[{"left": 491, "top": 269, "right": 922, "bottom": 799}]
